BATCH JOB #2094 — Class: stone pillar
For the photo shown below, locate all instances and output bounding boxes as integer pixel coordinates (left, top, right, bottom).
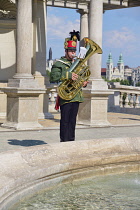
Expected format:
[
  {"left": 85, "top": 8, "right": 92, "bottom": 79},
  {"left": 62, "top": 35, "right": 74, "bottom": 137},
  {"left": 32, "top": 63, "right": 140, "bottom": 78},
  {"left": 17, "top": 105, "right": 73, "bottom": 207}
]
[
  {"left": 77, "top": 9, "right": 89, "bottom": 40},
  {"left": 33, "top": 0, "right": 53, "bottom": 119},
  {"left": 120, "top": 92, "right": 123, "bottom": 107},
  {"left": 78, "top": 0, "right": 113, "bottom": 127},
  {"left": 1, "top": 0, "right": 45, "bottom": 130},
  {"left": 88, "top": 0, "right": 103, "bottom": 80},
  {"left": 135, "top": 94, "right": 139, "bottom": 108},
  {"left": 124, "top": 93, "right": 129, "bottom": 108},
  {"left": 14, "top": 0, "right": 33, "bottom": 80}
]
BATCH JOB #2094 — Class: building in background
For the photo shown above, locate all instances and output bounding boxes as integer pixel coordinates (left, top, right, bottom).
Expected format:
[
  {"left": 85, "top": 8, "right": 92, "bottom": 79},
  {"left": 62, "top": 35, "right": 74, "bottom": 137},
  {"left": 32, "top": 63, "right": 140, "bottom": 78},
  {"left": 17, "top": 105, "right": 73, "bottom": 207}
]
[
  {"left": 46, "top": 47, "right": 55, "bottom": 71},
  {"left": 47, "top": 48, "right": 140, "bottom": 87},
  {"left": 106, "top": 52, "right": 124, "bottom": 81},
  {"left": 124, "top": 65, "right": 133, "bottom": 82},
  {"left": 131, "top": 66, "right": 140, "bottom": 86},
  {"left": 101, "top": 68, "right": 106, "bottom": 78}
]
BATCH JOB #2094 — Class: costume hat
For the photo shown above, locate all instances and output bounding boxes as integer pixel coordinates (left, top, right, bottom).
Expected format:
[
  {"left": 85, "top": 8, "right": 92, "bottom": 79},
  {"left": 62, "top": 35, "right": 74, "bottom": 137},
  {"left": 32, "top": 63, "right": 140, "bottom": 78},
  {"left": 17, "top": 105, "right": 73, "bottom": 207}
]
[{"left": 64, "top": 30, "right": 80, "bottom": 51}]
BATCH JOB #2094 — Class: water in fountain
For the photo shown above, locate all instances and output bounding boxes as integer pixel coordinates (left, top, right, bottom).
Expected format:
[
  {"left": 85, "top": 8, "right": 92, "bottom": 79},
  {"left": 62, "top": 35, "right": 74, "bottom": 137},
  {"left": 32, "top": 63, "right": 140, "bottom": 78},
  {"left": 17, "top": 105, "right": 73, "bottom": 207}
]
[{"left": 10, "top": 172, "right": 140, "bottom": 210}]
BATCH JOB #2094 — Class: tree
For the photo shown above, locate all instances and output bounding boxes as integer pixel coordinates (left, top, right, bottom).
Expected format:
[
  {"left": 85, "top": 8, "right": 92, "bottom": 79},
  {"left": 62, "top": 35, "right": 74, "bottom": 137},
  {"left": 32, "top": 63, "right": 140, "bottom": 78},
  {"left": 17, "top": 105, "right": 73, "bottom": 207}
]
[
  {"left": 46, "top": 69, "right": 50, "bottom": 78},
  {"left": 120, "top": 79, "right": 131, "bottom": 86},
  {"left": 136, "top": 82, "right": 140, "bottom": 87}
]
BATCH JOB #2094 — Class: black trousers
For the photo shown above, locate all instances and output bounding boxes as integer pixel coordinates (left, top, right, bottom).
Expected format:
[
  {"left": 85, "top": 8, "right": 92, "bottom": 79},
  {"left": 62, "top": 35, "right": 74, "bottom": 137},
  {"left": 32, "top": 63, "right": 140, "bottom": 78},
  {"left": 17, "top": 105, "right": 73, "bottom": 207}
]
[{"left": 60, "top": 102, "right": 79, "bottom": 142}]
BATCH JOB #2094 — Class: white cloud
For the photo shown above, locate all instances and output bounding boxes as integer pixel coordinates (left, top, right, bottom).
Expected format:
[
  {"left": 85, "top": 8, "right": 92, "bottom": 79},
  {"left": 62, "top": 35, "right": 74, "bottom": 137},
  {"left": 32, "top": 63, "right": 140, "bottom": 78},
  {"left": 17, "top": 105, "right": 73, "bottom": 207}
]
[
  {"left": 47, "top": 14, "right": 80, "bottom": 39},
  {"left": 104, "top": 27, "right": 135, "bottom": 48},
  {"left": 103, "top": 27, "right": 140, "bottom": 57},
  {"left": 103, "top": 27, "right": 140, "bottom": 67}
]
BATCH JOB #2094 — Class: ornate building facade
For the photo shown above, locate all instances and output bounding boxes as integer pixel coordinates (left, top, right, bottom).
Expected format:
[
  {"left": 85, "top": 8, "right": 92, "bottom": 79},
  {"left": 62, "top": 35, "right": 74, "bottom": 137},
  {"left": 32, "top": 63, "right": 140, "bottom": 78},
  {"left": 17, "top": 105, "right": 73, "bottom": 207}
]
[
  {"left": 132, "top": 66, "right": 140, "bottom": 86},
  {"left": 106, "top": 52, "right": 124, "bottom": 81}
]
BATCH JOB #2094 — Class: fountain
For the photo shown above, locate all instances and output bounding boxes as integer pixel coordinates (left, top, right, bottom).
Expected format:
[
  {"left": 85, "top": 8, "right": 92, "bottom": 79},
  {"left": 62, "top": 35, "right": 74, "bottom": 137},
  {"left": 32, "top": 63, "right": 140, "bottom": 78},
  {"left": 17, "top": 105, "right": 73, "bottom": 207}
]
[
  {"left": 0, "top": 137, "right": 140, "bottom": 209},
  {"left": 10, "top": 173, "right": 140, "bottom": 209}
]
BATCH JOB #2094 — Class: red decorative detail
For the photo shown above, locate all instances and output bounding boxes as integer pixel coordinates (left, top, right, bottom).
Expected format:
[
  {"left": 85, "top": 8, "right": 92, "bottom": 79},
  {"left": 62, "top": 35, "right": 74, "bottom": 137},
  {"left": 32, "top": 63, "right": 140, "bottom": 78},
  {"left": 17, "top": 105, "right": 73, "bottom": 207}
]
[
  {"left": 55, "top": 95, "right": 60, "bottom": 111},
  {"left": 66, "top": 40, "right": 77, "bottom": 49}
]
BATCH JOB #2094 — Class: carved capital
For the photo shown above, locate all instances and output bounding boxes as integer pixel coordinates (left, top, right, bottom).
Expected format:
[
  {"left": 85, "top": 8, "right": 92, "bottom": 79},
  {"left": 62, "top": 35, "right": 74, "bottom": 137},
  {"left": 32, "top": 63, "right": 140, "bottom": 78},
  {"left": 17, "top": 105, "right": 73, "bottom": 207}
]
[{"left": 76, "top": 9, "right": 89, "bottom": 15}]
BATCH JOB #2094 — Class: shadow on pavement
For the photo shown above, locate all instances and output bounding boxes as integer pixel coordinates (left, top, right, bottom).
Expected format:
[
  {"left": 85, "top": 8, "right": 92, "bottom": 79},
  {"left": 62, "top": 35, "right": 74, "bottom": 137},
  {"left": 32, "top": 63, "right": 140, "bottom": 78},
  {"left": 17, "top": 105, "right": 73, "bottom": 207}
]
[{"left": 7, "top": 139, "right": 47, "bottom": 147}]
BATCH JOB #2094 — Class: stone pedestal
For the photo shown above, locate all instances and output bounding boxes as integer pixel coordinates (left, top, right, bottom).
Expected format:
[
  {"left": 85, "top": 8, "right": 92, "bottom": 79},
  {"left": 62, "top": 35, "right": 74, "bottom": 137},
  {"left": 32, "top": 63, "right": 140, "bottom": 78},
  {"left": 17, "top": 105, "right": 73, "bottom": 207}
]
[
  {"left": 78, "top": 88, "right": 113, "bottom": 127},
  {"left": 34, "top": 74, "right": 54, "bottom": 119},
  {"left": 1, "top": 77, "right": 46, "bottom": 130},
  {"left": 2, "top": 86, "right": 45, "bottom": 130}
]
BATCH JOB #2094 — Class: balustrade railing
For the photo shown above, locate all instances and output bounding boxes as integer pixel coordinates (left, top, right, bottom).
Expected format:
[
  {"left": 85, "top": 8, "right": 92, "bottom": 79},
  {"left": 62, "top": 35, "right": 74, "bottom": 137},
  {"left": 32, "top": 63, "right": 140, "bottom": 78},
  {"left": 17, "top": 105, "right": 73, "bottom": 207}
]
[
  {"left": 108, "top": 82, "right": 140, "bottom": 113},
  {"left": 49, "top": 83, "right": 140, "bottom": 112},
  {"left": 1, "top": 81, "right": 140, "bottom": 120},
  {"left": 49, "top": 85, "right": 58, "bottom": 112},
  {"left": 119, "top": 92, "right": 140, "bottom": 108}
]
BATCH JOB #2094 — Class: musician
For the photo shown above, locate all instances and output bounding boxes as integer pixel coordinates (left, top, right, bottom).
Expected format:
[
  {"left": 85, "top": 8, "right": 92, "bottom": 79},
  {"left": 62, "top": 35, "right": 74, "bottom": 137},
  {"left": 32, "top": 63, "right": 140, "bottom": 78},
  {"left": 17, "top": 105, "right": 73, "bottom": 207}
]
[{"left": 50, "top": 31, "right": 88, "bottom": 142}]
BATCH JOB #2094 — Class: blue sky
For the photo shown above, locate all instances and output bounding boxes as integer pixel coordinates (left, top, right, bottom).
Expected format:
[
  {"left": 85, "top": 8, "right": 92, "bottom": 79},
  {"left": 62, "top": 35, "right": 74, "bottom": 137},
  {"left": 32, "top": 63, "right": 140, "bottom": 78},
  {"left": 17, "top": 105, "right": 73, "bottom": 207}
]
[{"left": 47, "top": 6, "right": 140, "bottom": 68}]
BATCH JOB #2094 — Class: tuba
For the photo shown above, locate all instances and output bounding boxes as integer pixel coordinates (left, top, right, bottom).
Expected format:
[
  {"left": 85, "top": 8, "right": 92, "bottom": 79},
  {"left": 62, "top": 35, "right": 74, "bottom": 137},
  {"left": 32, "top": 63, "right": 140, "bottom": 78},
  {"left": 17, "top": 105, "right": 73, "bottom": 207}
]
[{"left": 57, "top": 38, "right": 103, "bottom": 100}]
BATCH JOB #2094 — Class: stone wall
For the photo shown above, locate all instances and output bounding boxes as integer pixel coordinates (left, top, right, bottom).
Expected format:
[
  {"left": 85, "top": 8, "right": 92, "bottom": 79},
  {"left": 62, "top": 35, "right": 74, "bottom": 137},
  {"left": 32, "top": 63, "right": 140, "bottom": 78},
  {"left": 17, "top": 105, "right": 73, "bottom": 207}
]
[{"left": 0, "top": 20, "right": 16, "bottom": 81}]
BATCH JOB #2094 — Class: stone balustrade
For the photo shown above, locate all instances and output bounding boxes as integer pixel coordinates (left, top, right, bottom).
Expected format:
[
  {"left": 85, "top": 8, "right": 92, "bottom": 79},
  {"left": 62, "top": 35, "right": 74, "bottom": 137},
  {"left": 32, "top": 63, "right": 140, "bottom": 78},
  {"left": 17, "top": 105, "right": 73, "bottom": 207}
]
[
  {"left": 1, "top": 82, "right": 140, "bottom": 122},
  {"left": 49, "top": 82, "right": 140, "bottom": 112},
  {"left": 108, "top": 82, "right": 140, "bottom": 114},
  {"left": 49, "top": 85, "right": 58, "bottom": 113},
  {"left": 120, "top": 91, "right": 140, "bottom": 108}
]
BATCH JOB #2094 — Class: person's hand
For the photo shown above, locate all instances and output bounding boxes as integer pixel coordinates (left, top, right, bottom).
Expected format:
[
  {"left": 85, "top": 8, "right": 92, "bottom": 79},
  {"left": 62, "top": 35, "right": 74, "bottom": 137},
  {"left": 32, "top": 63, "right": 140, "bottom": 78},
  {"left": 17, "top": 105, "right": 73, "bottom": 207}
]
[
  {"left": 83, "top": 81, "right": 89, "bottom": 87},
  {"left": 72, "top": 72, "right": 78, "bottom": 80}
]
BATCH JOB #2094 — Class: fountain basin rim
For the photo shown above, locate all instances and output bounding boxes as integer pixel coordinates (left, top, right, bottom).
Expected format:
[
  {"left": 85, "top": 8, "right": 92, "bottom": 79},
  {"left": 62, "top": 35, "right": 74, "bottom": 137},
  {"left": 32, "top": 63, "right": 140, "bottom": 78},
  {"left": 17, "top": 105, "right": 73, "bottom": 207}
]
[{"left": 0, "top": 137, "right": 140, "bottom": 209}]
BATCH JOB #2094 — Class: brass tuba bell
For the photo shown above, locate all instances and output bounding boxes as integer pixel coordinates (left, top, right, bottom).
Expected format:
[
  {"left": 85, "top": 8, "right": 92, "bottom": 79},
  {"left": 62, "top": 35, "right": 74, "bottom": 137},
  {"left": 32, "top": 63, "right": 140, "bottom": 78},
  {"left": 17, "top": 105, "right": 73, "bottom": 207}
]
[{"left": 57, "top": 38, "right": 103, "bottom": 101}]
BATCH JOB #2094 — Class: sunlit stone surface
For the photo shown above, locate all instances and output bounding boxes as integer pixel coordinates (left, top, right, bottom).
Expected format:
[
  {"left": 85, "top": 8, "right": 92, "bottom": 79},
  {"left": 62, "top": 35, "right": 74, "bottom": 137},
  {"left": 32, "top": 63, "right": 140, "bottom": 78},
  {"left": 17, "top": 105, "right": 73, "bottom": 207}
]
[{"left": 0, "top": 137, "right": 140, "bottom": 209}]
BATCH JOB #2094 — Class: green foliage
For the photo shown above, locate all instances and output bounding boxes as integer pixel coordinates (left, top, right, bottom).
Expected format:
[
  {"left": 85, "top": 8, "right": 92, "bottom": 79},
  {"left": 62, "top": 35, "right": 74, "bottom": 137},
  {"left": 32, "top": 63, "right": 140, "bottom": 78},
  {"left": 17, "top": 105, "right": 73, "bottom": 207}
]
[
  {"left": 115, "top": 78, "right": 120, "bottom": 82},
  {"left": 120, "top": 79, "right": 132, "bottom": 86},
  {"left": 120, "top": 79, "right": 128, "bottom": 85},
  {"left": 46, "top": 69, "right": 50, "bottom": 78},
  {"left": 110, "top": 79, "right": 118, "bottom": 82},
  {"left": 122, "top": 92, "right": 127, "bottom": 101},
  {"left": 102, "top": 77, "right": 109, "bottom": 82},
  {"left": 102, "top": 77, "right": 133, "bottom": 86},
  {"left": 102, "top": 77, "right": 121, "bottom": 83},
  {"left": 136, "top": 82, "right": 140, "bottom": 87}
]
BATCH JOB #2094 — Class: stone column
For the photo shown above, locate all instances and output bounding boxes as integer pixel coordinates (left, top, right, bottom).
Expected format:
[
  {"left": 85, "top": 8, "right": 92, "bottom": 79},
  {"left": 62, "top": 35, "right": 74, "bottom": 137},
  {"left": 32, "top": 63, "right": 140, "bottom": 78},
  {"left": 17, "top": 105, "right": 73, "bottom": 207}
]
[
  {"left": 1, "top": 0, "right": 45, "bottom": 130},
  {"left": 8, "top": 0, "right": 38, "bottom": 88},
  {"left": 78, "top": 0, "right": 113, "bottom": 127},
  {"left": 77, "top": 9, "right": 89, "bottom": 40},
  {"left": 88, "top": 0, "right": 103, "bottom": 81},
  {"left": 14, "top": 0, "right": 33, "bottom": 79},
  {"left": 33, "top": 0, "right": 54, "bottom": 119}
]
